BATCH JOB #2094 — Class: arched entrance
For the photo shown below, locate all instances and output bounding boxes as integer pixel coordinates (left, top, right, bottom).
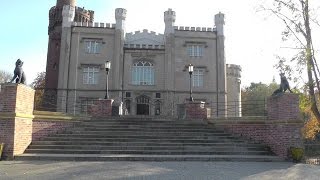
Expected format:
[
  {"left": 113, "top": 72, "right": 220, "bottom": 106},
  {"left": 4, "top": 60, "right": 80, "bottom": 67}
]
[{"left": 136, "top": 95, "right": 150, "bottom": 115}]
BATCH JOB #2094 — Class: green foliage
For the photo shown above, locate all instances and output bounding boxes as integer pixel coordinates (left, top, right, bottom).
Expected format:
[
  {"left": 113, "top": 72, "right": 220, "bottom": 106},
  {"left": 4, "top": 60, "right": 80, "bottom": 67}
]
[
  {"left": 290, "top": 147, "right": 304, "bottom": 162},
  {"left": 31, "top": 72, "right": 46, "bottom": 110},
  {"left": 241, "top": 82, "right": 278, "bottom": 116}
]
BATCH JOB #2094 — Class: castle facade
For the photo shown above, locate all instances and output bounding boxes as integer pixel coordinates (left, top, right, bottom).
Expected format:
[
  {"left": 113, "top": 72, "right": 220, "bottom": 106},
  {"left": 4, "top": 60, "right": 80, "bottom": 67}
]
[{"left": 45, "top": 0, "right": 241, "bottom": 117}]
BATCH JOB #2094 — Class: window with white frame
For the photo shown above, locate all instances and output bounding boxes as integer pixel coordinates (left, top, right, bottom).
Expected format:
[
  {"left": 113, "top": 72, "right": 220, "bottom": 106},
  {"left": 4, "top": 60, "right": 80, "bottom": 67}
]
[
  {"left": 192, "top": 68, "right": 205, "bottom": 87},
  {"left": 83, "top": 66, "right": 99, "bottom": 85},
  {"left": 84, "top": 40, "right": 102, "bottom": 54},
  {"left": 187, "top": 45, "right": 203, "bottom": 57},
  {"left": 132, "top": 61, "right": 155, "bottom": 85}
]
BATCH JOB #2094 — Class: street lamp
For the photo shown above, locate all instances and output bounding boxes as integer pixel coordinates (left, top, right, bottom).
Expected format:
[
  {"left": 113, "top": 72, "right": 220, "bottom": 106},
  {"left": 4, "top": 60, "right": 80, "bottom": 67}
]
[
  {"left": 104, "top": 61, "right": 111, "bottom": 99},
  {"left": 188, "top": 64, "right": 194, "bottom": 102}
]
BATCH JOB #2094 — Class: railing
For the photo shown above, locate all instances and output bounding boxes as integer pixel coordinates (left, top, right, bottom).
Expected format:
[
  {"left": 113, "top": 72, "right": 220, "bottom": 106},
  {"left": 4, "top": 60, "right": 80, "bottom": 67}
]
[{"left": 34, "top": 88, "right": 267, "bottom": 118}]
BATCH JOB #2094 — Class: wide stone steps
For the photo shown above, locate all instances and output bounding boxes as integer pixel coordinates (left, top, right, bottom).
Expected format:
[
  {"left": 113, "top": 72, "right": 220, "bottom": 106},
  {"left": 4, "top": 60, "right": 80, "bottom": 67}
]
[
  {"left": 24, "top": 149, "right": 270, "bottom": 155},
  {"left": 27, "top": 145, "right": 268, "bottom": 151},
  {"left": 15, "top": 117, "right": 282, "bottom": 161}
]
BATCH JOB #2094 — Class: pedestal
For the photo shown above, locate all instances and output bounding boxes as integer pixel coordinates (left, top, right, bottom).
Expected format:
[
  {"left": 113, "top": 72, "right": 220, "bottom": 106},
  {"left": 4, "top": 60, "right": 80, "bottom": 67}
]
[
  {"left": 185, "top": 101, "right": 210, "bottom": 119},
  {"left": 0, "top": 83, "right": 35, "bottom": 159},
  {"left": 88, "top": 99, "right": 114, "bottom": 117},
  {"left": 267, "top": 93, "right": 300, "bottom": 120}
]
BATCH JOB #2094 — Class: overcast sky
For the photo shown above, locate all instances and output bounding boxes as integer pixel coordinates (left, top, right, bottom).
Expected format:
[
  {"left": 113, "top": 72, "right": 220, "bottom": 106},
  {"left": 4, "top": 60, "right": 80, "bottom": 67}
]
[{"left": 0, "top": 0, "right": 319, "bottom": 87}]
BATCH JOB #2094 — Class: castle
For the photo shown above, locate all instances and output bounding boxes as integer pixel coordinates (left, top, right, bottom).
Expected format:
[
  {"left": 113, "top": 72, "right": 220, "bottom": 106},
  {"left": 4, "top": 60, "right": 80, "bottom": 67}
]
[{"left": 45, "top": 0, "right": 242, "bottom": 117}]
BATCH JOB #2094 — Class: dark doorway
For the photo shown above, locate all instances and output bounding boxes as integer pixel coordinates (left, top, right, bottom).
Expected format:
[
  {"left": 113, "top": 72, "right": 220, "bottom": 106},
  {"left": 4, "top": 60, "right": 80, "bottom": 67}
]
[{"left": 136, "top": 95, "right": 150, "bottom": 115}]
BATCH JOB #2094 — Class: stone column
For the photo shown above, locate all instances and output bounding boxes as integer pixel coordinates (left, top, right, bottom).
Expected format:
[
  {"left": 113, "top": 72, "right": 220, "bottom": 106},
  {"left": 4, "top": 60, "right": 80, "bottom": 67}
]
[{"left": 0, "top": 83, "right": 35, "bottom": 159}]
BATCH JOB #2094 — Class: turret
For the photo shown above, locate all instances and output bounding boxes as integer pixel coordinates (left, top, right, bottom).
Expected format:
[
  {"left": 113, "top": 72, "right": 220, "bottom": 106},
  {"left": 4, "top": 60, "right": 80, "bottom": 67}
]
[
  {"left": 56, "top": 0, "right": 76, "bottom": 7},
  {"left": 115, "top": 8, "right": 127, "bottom": 30},
  {"left": 164, "top": 8, "right": 176, "bottom": 35},
  {"left": 62, "top": 5, "right": 75, "bottom": 27},
  {"left": 215, "top": 12, "right": 225, "bottom": 36}
]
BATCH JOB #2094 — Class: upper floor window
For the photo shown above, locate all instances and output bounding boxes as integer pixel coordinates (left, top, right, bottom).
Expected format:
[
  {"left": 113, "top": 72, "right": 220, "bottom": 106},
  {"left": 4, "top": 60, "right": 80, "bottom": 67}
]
[
  {"left": 83, "top": 66, "right": 99, "bottom": 85},
  {"left": 84, "top": 40, "right": 102, "bottom": 54},
  {"left": 132, "top": 61, "right": 155, "bottom": 85},
  {"left": 187, "top": 45, "right": 203, "bottom": 57},
  {"left": 193, "top": 68, "right": 205, "bottom": 87}
]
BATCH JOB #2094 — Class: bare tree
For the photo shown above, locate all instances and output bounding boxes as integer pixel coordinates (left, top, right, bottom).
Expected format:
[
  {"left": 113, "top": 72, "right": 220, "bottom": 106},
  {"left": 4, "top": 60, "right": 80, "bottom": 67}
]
[
  {"left": 0, "top": 70, "right": 12, "bottom": 83},
  {"left": 259, "top": 0, "right": 320, "bottom": 122}
]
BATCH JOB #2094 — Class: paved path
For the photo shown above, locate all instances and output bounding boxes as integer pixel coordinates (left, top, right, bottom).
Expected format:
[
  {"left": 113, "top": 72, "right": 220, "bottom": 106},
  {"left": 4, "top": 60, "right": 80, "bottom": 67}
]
[{"left": 0, "top": 161, "right": 319, "bottom": 180}]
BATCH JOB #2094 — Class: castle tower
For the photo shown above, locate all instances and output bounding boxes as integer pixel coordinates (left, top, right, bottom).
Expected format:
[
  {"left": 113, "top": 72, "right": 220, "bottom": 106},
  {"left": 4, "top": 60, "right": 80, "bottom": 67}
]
[
  {"left": 44, "top": 0, "right": 94, "bottom": 110},
  {"left": 164, "top": 8, "right": 176, "bottom": 35},
  {"left": 115, "top": 8, "right": 127, "bottom": 30},
  {"left": 227, "top": 64, "right": 242, "bottom": 117},
  {"left": 214, "top": 12, "right": 227, "bottom": 117},
  {"left": 113, "top": 8, "right": 127, "bottom": 97}
]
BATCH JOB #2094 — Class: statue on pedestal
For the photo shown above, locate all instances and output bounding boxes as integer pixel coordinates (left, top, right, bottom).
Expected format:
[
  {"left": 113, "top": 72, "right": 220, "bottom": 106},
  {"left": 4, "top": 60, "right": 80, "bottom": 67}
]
[
  {"left": 10, "top": 59, "right": 26, "bottom": 84},
  {"left": 272, "top": 73, "right": 292, "bottom": 96}
]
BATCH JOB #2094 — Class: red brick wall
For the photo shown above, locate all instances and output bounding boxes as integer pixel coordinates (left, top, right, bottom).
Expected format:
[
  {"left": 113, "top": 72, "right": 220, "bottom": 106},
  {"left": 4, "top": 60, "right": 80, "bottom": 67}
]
[
  {"left": 185, "top": 101, "right": 210, "bottom": 119},
  {"left": 216, "top": 120, "right": 303, "bottom": 158},
  {"left": 0, "top": 84, "right": 34, "bottom": 158},
  {"left": 32, "top": 120, "right": 76, "bottom": 141},
  {"left": 88, "top": 99, "right": 113, "bottom": 117},
  {"left": 267, "top": 94, "right": 300, "bottom": 120}
]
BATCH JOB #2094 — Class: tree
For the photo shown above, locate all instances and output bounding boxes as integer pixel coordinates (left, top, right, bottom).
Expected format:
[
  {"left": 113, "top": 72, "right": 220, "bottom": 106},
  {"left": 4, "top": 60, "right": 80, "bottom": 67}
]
[
  {"left": 0, "top": 70, "right": 12, "bottom": 83},
  {"left": 31, "top": 72, "right": 46, "bottom": 110},
  {"left": 241, "top": 82, "right": 278, "bottom": 116},
  {"left": 259, "top": 0, "right": 320, "bottom": 122}
]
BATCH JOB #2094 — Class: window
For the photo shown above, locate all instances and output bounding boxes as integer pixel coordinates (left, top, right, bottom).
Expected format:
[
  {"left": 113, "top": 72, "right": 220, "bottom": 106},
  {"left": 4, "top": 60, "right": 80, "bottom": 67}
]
[
  {"left": 83, "top": 66, "right": 99, "bottom": 84},
  {"left": 125, "top": 92, "right": 131, "bottom": 98},
  {"left": 84, "top": 40, "right": 102, "bottom": 54},
  {"left": 156, "top": 93, "right": 161, "bottom": 98},
  {"left": 193, "top": 68, "right": 204, "bottom": 87},
  {"left": 187, "top": 45, "right": 203, "bottom": 57},
  {"left": 132, "top": 61, "right": 155, "bottom": 85}
]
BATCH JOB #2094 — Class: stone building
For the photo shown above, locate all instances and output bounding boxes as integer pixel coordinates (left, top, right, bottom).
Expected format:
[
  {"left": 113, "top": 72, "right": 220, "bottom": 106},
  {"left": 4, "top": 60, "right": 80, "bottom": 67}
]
[{"left": 46, "top": 0, "right": 242, "bottom": 117}]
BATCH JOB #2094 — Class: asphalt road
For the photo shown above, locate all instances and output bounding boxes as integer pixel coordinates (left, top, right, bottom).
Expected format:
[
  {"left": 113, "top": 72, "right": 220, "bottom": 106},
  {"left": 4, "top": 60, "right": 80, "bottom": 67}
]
[{"left": 0, "top": 161, "right": 319, "bottom": 180}]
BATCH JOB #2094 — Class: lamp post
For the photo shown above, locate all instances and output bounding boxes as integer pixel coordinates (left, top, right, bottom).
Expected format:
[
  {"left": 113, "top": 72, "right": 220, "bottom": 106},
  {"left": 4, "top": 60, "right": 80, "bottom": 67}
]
[
  {"left": 104, "top": 61, "right": 111, "bottom": 99},
  {"left": 188, "top": 64, "right": 194, "bottom": 102}
]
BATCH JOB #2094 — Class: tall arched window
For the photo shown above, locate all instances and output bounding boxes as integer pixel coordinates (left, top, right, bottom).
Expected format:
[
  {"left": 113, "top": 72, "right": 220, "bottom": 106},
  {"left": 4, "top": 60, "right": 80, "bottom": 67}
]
[{"left": 132, "top": 61, "right": 155, "bottom": 85}]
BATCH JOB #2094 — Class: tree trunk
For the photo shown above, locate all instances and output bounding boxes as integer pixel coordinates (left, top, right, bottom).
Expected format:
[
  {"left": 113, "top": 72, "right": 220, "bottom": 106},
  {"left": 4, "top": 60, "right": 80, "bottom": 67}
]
[{"left": 304, "top": 0, "right": 320, "bottom": 121}]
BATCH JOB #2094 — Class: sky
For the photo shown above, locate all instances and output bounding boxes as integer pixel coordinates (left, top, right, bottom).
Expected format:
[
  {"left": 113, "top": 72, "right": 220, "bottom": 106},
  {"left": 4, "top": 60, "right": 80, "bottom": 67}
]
[{"left": 0, "top": 0, "right": 319, "bottom": 87}]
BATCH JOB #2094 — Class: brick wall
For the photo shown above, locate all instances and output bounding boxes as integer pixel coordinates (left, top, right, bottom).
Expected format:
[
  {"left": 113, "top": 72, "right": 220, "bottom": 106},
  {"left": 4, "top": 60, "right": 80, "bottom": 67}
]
[
  {"left": 267, "top": 93, "right": 300, "bottom": 120},
  {"left": 185, "top": 101, "right": 210, "bottom": 119},
  {"left": 88, "top": 99, "right": 114, "bottom": 117},
  {"left": 0, "top": 84, "right": 35, "bottom": 159},
  {"left": 32, "top": 120, "right": 76, "bottom": 141},
  {"left": 215, "top": 120, "right": 303, "bottom": 158}
]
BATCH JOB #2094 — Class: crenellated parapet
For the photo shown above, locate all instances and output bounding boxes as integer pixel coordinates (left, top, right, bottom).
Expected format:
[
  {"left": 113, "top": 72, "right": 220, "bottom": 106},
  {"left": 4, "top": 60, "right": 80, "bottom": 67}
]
[
  {"left": 227, "top": 64, "right": 242, "bottom": 78},
  {"left": 72, "top": 22, "right": 116, "bottom": 28},
  {"left": 173, "top": 26, "right": 216, "bottom": 32},
  {"left": 124, "top": 44, "right": 165, "bottom": 49},
  {"left": 74, "top": 6, "right": 94, "bottom": 22},
  {"left": 125, "top": 29, "right": 164, "bottom": 45}
]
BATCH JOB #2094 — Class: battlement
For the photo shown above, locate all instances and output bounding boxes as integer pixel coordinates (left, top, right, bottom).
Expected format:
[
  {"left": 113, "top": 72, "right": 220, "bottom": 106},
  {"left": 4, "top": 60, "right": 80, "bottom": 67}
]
[
  {"left": 76, "top": 6, "right": 94, "bottom": 14},
  {"left": 227, "top": 64, "right": 241, "bottom": 78},
  {"left": 62, "top": 5, "right": 75, "bottom": 15},
  {"left": 164, "top": 8, "right": 176, "bottom": 16},
  {"left": 126, "top": 29, "right": 164, "bottom": 45},
  {"left": 174, "top": 26, "right": 216, "bottom": 32},
  {"left": 115, "top": 8, "right": 127, "bottom": 20},
  {"left": 124, "top": 44, "right": 165, "bottom": 49},
  {"left": 72, "top": 22, "right": 116, "bottom": 28}
]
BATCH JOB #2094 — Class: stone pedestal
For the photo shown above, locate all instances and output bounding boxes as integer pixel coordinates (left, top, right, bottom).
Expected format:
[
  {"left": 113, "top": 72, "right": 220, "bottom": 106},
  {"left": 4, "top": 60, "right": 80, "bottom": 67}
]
[
  {"left": 267, "top": 93, "right": 300, "bottom": 120},
  {"left": 0, "top": 83, "right": 35, "bottom": 159},
  {"left": 185, "top": 101, "right": 210, "bottom": 119},
  {"left": 88, "top": 99, "right": 114, "bottom": 117}
]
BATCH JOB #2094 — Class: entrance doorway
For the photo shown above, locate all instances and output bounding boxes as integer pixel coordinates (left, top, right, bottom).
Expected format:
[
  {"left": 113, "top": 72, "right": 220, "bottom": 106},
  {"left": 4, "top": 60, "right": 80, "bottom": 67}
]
[{"left": 136, "top": 95, "right": 150, "bottom": 115}]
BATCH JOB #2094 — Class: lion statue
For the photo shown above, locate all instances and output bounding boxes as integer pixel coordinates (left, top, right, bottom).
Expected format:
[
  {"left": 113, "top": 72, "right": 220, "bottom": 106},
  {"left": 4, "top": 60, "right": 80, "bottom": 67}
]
[
  {"left": 10, "top": 59, "right": 26, "bottom": 84},
  {"left": 272, "top": 73, "right": 292, "bottom": 96}
]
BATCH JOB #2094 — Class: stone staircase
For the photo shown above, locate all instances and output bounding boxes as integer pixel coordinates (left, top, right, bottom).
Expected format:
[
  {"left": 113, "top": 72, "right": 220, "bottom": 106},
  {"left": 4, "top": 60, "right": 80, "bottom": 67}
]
[{"left": 16, "top": 117, "right": 282, "bottom": 161}]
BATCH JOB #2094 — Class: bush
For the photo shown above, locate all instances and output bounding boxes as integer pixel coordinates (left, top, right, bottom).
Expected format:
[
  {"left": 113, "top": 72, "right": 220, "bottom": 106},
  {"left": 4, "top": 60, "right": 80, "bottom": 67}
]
[{"left": 290, "top": 147, "right": 304, "bottom": 162}]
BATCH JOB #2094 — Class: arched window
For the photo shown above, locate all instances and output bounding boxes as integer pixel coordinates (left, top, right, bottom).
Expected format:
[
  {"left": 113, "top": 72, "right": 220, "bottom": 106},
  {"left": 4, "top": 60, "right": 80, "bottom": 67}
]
[{"left": 132, "top": 61, "right": 155, "bottom": 85}]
